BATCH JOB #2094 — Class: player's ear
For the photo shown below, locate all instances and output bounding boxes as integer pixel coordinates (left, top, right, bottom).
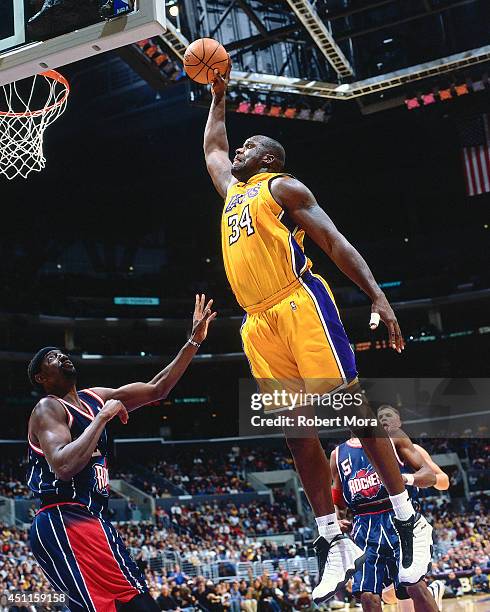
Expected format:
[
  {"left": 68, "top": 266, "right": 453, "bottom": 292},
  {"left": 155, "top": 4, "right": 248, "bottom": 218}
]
[
  {"left": 263, "top": 153, "right": 274, "bottom": 167},
  {"left": 35, "top": 372, "right": 46, "bottom": 386}
]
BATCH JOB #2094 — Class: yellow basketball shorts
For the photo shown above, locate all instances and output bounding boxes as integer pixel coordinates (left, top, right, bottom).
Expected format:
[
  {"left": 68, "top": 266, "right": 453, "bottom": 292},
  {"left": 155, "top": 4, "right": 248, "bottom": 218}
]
[{"left": 240, "top": 271, "right": 358, "bottom": 411}]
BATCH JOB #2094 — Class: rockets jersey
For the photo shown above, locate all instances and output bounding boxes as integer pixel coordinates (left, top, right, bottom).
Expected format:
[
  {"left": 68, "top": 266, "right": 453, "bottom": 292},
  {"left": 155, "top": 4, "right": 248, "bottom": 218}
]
[
  {"left": 222, "top": 172, "right": 313, "bottom": 314},
  {"left": 335, "top": 439, "right": 418, "bottom": 515},
  {"left": 27, "top": 389, "right": 110, "bottom": 517}
]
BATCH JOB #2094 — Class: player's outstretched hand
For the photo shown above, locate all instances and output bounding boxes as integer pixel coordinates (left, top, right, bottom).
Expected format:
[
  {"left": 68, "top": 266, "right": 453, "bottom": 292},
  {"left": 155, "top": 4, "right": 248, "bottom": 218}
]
[
  {"left": 370, "top": 293, "right": 405, "bottom": 353},
  {"left": 191, "top": 294, "right": 217, "bottom": 344},
  {"left": 99, "top": 399, "right": 129, "bottom": 425},
  {"left": 211, "top": 56, "right": 231, "bottom": 101}
]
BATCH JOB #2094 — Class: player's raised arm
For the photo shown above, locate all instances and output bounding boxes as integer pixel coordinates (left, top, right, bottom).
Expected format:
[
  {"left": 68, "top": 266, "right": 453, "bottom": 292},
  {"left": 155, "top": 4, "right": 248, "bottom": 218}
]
[
  {"left": 92, "top": 295, "right": 217, "bottom": 412},
  {"left": 204, "top": 62, "right": 236, "bottom": 198},
  {"left": 270, "top": 176, "right": 405, "bottom": 353}
]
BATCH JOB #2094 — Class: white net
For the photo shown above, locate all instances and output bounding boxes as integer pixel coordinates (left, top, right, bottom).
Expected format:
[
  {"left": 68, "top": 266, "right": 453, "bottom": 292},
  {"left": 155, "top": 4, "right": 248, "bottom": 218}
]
[{"left": 0, "top": 70, "right": 70, "bottom": 180}]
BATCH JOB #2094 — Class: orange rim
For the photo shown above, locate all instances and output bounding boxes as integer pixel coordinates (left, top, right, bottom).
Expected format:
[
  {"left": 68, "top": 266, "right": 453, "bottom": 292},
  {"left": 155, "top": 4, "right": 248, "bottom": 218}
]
[{"left": 0, "top": 69, "right": 70, "bottom": 118}]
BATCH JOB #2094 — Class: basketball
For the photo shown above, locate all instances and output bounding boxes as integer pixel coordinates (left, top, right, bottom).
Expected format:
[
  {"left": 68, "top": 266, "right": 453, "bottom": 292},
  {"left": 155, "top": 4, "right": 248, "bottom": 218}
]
[{"left": 183, "top": 38, "right": 229, "bottom": 85}]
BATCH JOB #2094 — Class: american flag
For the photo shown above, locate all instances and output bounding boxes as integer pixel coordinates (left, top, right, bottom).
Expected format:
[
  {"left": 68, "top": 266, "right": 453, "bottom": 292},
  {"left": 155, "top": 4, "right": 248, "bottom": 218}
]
[{"left": 460, "top": 114, "right": 490, "bottom": 197}]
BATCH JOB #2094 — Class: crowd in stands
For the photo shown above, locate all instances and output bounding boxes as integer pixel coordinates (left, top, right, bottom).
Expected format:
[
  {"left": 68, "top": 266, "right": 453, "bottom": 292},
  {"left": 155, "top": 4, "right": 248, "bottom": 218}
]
[
  {"left": 148, "top": 455, "right": 254, "bottom": 496},
  {"left": 2, "top": 492, "right": 490, "bottom": 610},
  {"left": 424, "top": 495, "right": 490, "bottom": 578},
  {"left": 1, "top": 436, "right": 488, "bottom": 502},
  {"left": 0, "top": 460, "right": 33, "bottom": 499},
  {"left": 0, "top": 523, "right": 54, "bottom": 597},
  {"left": 2, "top": 441, "right": 490, "bottom": 609},
  {"left": 122, "top": 446, "right": 297, "bottom": 498},
  {"left": 146, "top": 571, "right": 316, "bottom": 612}
]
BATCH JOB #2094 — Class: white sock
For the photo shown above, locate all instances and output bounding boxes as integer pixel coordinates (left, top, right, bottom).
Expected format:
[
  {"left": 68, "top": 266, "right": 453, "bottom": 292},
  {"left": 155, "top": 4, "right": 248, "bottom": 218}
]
[
  {"left": 315, "top": 513, "right": 342, "bottom": 541},
  {"left": 389, "top": 490, "right": 415, "bottom": 521}
]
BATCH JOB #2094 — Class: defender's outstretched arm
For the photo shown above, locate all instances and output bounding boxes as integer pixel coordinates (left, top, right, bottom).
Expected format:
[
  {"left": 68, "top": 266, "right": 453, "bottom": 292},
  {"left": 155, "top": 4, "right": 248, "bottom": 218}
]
[{"left": 204, "top": 65, "right": 236, "bottom": 198}]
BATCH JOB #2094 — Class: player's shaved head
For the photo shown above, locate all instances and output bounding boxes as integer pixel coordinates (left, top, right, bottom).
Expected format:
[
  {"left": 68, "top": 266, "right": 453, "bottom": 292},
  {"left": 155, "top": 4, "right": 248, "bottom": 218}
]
[
  {"left": 254, "top": 135, "right": 286, "bottom": 171},
  {"left": 231, "top": 134, "right": 286, "bottom": 180}
]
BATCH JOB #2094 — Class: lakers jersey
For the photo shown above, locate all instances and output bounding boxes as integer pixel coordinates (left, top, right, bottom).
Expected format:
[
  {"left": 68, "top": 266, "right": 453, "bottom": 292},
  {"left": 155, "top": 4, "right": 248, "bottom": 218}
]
[
  {"left": 27, "top": 389, "right": 110, "bottom": 517},
  {"left": 222, "top": 172, "right": 312, "bottom": 313}
]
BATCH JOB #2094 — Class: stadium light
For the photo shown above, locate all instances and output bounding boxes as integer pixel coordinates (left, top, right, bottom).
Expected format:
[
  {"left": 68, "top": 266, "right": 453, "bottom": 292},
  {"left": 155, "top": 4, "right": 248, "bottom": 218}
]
[
  {"left": 405, "top": 97, "right": 420, "bottom": 110},
  {"left": 268, "top": 105, "right": 282, "bottom": 117},
  {"left": 284, "top": 107, "right": 297, "bottom": 119},
  {"left": 236, "top": 100, "right": 251, "bottom": 113},
  {"left": 252, "top": 102, "right": 267, "bottom": 115},
  {"left": 439, "top": 88, "right": 452, "bottom": 100},
  {"left": 455, "top": 84, "right": 469, "bottom": 96},
  {"left": 421, "top": 93, "right": 436, "bottom": 105},
  {"left": 135, "top": 38, "right": 183, "bottom": 79}
]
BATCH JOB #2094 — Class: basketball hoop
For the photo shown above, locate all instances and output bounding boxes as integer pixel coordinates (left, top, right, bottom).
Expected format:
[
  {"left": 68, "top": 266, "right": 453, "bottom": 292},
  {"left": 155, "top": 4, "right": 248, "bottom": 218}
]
[{"left": 0, "top": 70, "right": 70, "bottom": 180}]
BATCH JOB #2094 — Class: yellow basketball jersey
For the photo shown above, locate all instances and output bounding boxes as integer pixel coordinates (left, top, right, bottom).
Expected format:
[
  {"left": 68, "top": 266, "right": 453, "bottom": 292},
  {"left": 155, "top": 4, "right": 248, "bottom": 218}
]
[{"left": 221, "top": 172, "right": 312, "bottom": 314}]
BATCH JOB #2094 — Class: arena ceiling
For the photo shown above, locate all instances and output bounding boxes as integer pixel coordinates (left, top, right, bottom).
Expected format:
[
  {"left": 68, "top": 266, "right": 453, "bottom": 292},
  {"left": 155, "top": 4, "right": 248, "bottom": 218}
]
[{"left": 153, "top": 0, "right": 490, "bottom": 110}]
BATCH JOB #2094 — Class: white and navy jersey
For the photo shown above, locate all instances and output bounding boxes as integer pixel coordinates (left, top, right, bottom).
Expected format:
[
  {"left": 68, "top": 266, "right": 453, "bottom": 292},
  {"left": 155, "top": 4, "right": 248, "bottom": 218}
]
[
  {"left": 335, "top": 439, "right": 417, "bottom": 515},
  {"left": 27, "top": 389, "right": 110, "bottom": 517}
]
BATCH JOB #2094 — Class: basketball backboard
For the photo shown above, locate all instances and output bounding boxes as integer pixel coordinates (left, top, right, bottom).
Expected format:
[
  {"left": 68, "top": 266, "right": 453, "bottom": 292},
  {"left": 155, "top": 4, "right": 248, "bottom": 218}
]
[{"left": 0, "top": 0, "right": 166, "bottom": 86}]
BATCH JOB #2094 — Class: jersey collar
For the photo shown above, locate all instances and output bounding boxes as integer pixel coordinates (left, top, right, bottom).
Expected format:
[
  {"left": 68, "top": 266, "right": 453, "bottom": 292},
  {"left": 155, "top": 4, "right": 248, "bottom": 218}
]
[{"left": 236, "top": 172, "right": 271, "bottom": 187}]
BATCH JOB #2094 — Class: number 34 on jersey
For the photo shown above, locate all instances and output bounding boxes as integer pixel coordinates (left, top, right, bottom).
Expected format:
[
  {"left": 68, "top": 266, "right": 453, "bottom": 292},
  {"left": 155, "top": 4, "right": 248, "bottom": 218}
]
[{"left": 227, "top": 204, "right": 255, "bottom": 245}]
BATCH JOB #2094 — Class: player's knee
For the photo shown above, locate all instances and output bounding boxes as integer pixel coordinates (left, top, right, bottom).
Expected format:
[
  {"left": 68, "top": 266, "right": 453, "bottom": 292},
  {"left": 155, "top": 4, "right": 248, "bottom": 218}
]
[
  {"left": 360, "top": 592, "right": 382, "bottom": 611},
  {"left": 119, "top": 592, "right": 159, "bottom": 611}
]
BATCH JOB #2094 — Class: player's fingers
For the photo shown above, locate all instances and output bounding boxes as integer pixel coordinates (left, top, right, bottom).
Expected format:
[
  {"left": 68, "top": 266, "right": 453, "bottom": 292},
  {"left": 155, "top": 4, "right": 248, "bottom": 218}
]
[
  {"left": 208, "top": 311, "right": 218, "bottom": 323},
  {"left": 369, "top": 311, "right": 380, "bottom": 330},
  {"left": 205, "top": 299, "right": 214, "bottom": 312},
  {"left": 387, "top": 320, "right": 397, "bottom": 351},
  {"left": 395, "top": 320, "right": 405, "bottom": 352},
  {"left": 200, "top": 294, "right": 205, "bottom": 310},
  {"left": 117, "top": 402, "right": 129, "bottom": 424}
]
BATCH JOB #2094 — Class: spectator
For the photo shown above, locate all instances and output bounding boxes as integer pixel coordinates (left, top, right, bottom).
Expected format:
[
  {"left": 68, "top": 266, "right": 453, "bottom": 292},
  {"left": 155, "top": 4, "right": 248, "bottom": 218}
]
[
  {"left": 471, "top": 567, "right": 489, "bottom": 594},
  {"left": 444, "top": 572, "right": 463, "bottom": 598},
  {"left": 241, "top": 588, "right": 258, "bottom": 612},
  {"left": 229, "top": 580, "right": 242, "bottom": 612},
  {"left": 157, "top": 584, "right": 180, "bottom": 611},
  {"left": 168, "top": 564, "right": 188, "bottom": 586}
]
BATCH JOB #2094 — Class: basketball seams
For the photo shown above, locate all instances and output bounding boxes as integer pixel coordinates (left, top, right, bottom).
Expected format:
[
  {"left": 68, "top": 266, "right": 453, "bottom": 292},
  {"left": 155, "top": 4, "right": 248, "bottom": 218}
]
[
  {"left": 204, "top": 40, "right": 222, "bottom": 65},
  {"left": 184, "top": 49, "right": 203, "bottom": 66}
]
